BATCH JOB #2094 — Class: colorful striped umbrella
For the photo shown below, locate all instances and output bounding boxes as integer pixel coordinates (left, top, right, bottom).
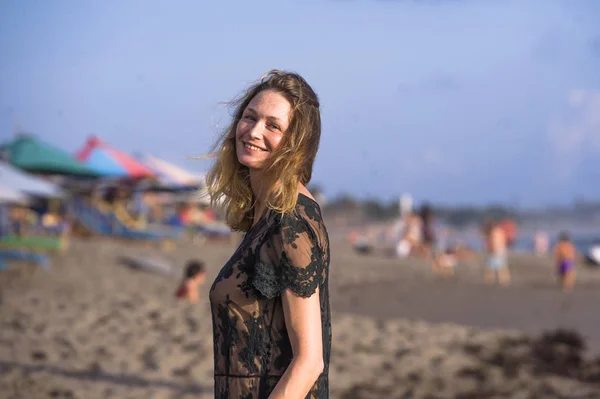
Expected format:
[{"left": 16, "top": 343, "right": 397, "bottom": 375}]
[
  {"left": 136, "top": 154, "right": 202, "bottom": 188},
  {"left": 75, "top": 136, "right": 156, "bottom": 179}
]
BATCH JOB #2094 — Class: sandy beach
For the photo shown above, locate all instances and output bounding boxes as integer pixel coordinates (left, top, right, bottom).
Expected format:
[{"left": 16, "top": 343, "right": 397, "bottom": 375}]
[{"left": 1, "top": 236, "right": 599, "bottom": 398}]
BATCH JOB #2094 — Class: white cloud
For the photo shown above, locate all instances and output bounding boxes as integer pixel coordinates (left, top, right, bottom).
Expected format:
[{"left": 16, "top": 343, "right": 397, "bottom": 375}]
[{"left": 548, "top": 89, "right": 600, "bottom": 180}]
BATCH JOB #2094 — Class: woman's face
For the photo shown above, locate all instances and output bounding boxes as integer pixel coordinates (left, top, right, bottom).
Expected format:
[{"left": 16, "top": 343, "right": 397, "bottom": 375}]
[{"left": 236, "top": 89, "right": 291, "bottom": 171}]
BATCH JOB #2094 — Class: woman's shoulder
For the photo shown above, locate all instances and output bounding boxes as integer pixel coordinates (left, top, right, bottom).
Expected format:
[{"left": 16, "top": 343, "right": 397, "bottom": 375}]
[
  {"left": 297, "top": 192, "right": 324, "bottom": 222},
  {"left": 269, "top": 193, "right": 323, "bottom": 228},
  {"left": 264, "top": 193, "right": 326, "bottom": 244}
]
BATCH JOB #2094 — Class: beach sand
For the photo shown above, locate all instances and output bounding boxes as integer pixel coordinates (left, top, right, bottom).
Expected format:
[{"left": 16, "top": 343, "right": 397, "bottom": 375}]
[{"left": 1, "top": 236, "right": 599, "bottom": 398}]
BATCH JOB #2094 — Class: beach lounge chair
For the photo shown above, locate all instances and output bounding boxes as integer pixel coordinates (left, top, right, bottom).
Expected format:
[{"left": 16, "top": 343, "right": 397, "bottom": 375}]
[
  {"left": 71, "top": 199, "right": 183, "bottom": 242},
  {"left": 0, "top": 204, "right": 69, "bottom": 253}
]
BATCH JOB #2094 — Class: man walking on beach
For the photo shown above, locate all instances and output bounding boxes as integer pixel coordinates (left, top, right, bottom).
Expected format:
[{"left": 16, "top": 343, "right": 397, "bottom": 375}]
[{"left": 483, "top": 220, "right": 510, "bottom": 286}]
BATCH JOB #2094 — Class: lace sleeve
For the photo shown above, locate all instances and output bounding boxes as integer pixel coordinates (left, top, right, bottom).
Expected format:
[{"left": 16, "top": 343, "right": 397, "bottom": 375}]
[{"left": 253, "top": 212, "right": 324, "bottom": 299}]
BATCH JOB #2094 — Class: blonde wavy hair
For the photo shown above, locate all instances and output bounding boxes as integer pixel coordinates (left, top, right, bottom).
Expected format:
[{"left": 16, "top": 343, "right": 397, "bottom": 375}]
[{"left": 205, "top": 70, "right": 321, "bottom": 232}]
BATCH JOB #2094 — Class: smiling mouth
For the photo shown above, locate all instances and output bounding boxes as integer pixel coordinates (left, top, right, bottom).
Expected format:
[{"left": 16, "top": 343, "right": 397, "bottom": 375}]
[{"left": 243, "top": 142, "right": 267, "bottom": 152}]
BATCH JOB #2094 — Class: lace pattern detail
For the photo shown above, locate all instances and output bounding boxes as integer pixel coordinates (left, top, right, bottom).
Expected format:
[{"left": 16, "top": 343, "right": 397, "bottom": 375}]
[
  {"left": 209, "top": 194, "right": 330, "bottom": 398},
  {"left": 253, "top": 210, "right": 324, "bottom": 299}
]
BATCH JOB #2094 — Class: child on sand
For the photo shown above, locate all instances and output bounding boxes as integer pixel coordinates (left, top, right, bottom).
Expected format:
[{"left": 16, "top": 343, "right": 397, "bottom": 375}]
[
  {"left": 175, "top": 260, "right": 206, "bottom": 303},
  {"left": 552, "top": 232, "right": 577, "bottom": 293}
]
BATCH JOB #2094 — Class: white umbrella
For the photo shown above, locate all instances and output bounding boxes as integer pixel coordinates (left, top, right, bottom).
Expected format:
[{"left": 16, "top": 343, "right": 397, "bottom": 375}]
[
  {"left": 0, "top": 161, "right": 62, "bottom": 198},
  {"left": 136, "top": 154, "right": 203, "bottom": 188},
  {"left": 0, "top": 185, "right": 28, "bottom": 204}
]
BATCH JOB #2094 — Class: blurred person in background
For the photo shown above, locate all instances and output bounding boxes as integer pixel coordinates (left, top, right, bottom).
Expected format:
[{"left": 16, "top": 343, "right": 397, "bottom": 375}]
[
  {"left": 534, "top": 230, "right": 549, "bottom": 256},
  {"left": 206, "top": 70, "right": 330, "bottom": 398},
  {"left": 432, "top": 227, "right": 456, "bottom": 276},
  {"left": 420, "top": 203, "right": 435, "bottom": 260},
  {"left": 432, "top": 247, "right": 458, "bottom": 277},
  {"left": 482, "top": 219, "right": 511, "bottom": 286},
  {"left": 399, "top": 211, "right": 422, "bottom": 257},
  {"left": 175, "top": 260, "right": 207, "bottom": 303},
  {"left": 552, "top": 231, "right": 577, "bottom": 293}
]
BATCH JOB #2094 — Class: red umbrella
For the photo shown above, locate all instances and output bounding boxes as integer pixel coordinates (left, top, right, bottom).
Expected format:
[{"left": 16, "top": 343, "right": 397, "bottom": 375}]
[{"left": 76, "top": 136, "right": 156, "bottom": 179}]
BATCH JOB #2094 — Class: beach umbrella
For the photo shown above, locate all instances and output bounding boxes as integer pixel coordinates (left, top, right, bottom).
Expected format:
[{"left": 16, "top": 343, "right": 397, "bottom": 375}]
[
  {"left": 0, "top": 185, "right": 28, "bottom": 204},
  {"left": 0, "top": 134, "right": 99, "bottom": 177},
  {"left": 0, "top": 161, "right": 63, "bottom": 198},
  {"left": 75, "top": 136, "right": 156, "bottom": 179},
  {"left": 135, "top": 154, "right": 202, "bottom": 189}
]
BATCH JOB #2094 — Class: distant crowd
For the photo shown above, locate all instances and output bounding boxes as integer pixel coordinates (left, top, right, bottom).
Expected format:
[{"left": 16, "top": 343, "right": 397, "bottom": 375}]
[{"left": 348, "top": 204, "right": 581, "bottom": 293}]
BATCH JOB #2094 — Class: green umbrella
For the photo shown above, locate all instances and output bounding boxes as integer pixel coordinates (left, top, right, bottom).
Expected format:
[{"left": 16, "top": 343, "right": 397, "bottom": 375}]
[{"left": 0, "top": 134, "right": 100, "bottom": 177}]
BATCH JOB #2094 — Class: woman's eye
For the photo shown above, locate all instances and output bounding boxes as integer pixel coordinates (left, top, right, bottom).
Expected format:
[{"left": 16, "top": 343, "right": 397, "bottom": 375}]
[
  {"left": 243, "top": 115, "right": 255, "bottom": 121},
  {"left": 269, "top": 124, "right": 280, "bottom": 130}
]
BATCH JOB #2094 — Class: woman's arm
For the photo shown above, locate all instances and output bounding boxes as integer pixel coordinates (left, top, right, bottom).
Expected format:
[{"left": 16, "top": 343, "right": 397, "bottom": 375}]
[{"left": 268, "top": 287, "right": 323, "bottom": 399}]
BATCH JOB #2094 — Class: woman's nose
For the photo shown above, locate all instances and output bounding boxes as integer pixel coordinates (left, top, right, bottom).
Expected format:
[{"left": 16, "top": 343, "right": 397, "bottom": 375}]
[{"left": 249, "top": 124, "right": 264, "bottom": 139}]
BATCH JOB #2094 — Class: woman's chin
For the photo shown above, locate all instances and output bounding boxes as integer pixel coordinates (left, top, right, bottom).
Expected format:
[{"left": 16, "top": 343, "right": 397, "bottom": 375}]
[
  {"left": 238, "top": 155, "right": 265, "bottom": 170},
  {"left": 239, "top": 160, "right": 263, "bottom": 171}
]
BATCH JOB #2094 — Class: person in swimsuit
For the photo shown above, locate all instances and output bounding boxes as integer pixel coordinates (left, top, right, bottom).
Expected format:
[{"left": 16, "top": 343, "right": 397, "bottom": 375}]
[
  {"left": 482, "top": 219, "right": 510, "bottom": 286},
  {"left": 552, "top": 231, "right": 577, "bottom": 293},
  {"left": 206, "top": 70, "right": 330, "bottom": 398},
  {"left": 175, "top": 260, "right": 206, "bottom": 304}
]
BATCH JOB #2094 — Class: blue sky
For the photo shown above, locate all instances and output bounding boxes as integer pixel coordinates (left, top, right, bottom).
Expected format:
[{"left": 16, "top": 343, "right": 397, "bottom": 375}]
[{"left": 1, "top": 0, "right": 599, "bottom": 206}]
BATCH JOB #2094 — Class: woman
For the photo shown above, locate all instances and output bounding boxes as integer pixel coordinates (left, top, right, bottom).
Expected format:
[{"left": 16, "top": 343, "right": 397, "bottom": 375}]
[{"left": 206, "top": 70, "right": 330, "bottom": 398}]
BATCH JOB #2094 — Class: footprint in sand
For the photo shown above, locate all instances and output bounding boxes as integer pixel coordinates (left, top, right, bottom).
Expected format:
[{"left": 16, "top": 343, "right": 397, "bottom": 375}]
[
  {"left": 95, "top": 346, "right": 113, "bottom": 359},
  {"left": 172, "top": 334, "right": 185, "bottom": 344},
  {"left": 34, "top": 323, "right": 47, "bottom": 334},
  {"left": 31, "top": 350, "right": 47, "bottom": 362},
  {"left": 182, "top": 341, "right": 204, "bottom": 353},
  {"left": 141, "top": 347, "right": 160, "bottom": 371},
  {"left": 172, "top": 366, "right": 191, "bottom": 377},
  {"left": 395, "top": 348, "right": 411, "bottom": 360},
  {"left": 147, "top": 310, "right": 161, "bottom": 320},
  {"left": 185, "top": 316, "right": 199, "bottom": 333},
  {"left": 88, "top": 361, "right": 104, "bottom": 375},
  {"left": 48, "top": 389, "right": 75, "bottom": 398},
  {"left": 456, "top": 366, "right": 487, "bottom": 383},
  {"left": 430, "top": 355, "right": 444, "bottom": 369}
]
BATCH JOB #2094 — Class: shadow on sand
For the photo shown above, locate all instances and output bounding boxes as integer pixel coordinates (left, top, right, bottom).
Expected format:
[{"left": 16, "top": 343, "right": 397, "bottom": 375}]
[{"left": 0, "top": 360, "right": 208, "bottom": 395}]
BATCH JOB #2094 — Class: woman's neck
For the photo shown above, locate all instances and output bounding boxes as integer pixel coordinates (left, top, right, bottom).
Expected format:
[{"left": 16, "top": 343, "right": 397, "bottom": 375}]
[{"left": 249, "top": 170, "right": 270, "bottom": 225}]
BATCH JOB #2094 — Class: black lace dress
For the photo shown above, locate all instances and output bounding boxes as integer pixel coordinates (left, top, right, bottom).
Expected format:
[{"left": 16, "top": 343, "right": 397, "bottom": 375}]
[{"left": 209, "top": 194, "right": 331, "bottom": 399}]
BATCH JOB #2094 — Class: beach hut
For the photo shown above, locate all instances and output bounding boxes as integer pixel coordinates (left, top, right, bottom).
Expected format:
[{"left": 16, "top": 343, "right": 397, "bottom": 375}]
[
  {"left": 76, "top": 136, "right": 156, "bottom": 179},
  {"left": 0, "top": 134, "right": 99, "bottom": 177}
]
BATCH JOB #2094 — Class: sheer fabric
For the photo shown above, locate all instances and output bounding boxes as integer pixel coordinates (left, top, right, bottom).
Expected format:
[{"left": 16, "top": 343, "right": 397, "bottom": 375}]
[{"left": 209, "top": 194, "right": 331, "bottom": 399}]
